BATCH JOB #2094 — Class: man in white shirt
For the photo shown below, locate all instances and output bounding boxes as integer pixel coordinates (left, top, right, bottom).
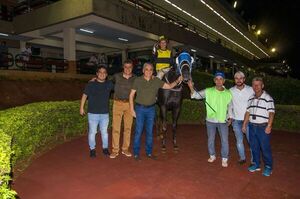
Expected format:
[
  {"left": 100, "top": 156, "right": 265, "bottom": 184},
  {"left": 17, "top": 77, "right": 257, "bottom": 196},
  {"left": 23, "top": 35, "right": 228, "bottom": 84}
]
[
  {"left": 228, "top": 71, "right": 254, "bottom": 164},
  {"left": 21, "top": 43, "right": 32, "bottom": 62}
]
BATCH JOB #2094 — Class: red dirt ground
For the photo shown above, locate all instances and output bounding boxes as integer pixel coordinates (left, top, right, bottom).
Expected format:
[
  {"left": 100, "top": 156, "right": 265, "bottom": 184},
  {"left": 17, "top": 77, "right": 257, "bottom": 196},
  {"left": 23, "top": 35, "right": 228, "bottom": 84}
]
[{"left": 13, "top": 125, "right": 300, "bottom": 199}]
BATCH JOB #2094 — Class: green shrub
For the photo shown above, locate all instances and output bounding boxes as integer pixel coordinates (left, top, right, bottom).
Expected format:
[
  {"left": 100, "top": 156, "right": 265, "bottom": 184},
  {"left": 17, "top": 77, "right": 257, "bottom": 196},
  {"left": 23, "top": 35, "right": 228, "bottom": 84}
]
[
  {"left": 0, "top": 101, "right": 87, "bottom": 165},
  {"left": 0, "top": 130, "right": 16, "bottom": 199},
  {"left": 191, "top": 71, "right": 300, "bottom": 105},
  {"left": 173, "top": 100, "right": 300, "bottom": 132}
]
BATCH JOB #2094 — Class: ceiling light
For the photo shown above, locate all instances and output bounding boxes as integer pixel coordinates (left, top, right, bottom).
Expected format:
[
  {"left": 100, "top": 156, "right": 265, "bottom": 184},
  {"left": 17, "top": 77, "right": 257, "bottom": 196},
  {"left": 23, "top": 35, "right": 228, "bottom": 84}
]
[
  {"left": 256, "top": 30, "right": 261, "bottom": 35},
  {"left": 0, "top": 33, "right": 9, "bottom": 36},
  {"left": 191, "top": 49, "right": 197, "bottom": 52},
  {"left": 271, "top": 48, "right": 276, "bottom": 53},
  {"left": 223, "top": 59, "right": 228, "bottom": 62},
  {"left": 233, "top": 1, "right": 237, "bottom": 8},
  {"left": 118, "top": 37, "right": 128, "bottom": 42},
  {"left": 208, "top": 55, "right": 214, "bottom": 58},
  {"left": 79, "top": 28, "right": 94, "bottom": 34}
]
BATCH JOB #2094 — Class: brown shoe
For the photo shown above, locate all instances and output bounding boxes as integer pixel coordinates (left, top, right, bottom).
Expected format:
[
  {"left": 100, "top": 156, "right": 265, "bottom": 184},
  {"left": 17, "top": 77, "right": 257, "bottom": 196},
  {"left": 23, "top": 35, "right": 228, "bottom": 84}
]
[
  {"left": 109, "top": 152, "right": 119, "bottom": 159},
  {"left": 121, "top": 150, "right": 132, "bottom": 157}
]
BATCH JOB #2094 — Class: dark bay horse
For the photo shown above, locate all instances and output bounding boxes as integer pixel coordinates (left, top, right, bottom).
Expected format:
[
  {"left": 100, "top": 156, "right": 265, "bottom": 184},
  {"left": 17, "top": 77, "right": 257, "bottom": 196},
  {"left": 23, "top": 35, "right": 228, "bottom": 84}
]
[{"left": 157, "top": 52, "right": 194, "bottom": 152}]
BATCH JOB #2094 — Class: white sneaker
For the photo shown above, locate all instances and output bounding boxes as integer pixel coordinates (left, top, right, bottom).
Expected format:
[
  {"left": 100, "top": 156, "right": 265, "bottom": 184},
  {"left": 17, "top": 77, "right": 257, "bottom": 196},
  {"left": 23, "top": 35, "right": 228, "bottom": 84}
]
[
  {"left": 222, "top": 158, "right": 228, "bottom": 167},
  {"left": 208, "top": 155, "right": 216, "bottom": 163}
]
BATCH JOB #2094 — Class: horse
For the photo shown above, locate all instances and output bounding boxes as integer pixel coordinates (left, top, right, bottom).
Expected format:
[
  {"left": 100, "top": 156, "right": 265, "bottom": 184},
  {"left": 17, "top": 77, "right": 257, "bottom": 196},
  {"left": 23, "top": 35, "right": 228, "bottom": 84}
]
[{"left": 157, "top": 51, "right": 194, "bottom": 152}]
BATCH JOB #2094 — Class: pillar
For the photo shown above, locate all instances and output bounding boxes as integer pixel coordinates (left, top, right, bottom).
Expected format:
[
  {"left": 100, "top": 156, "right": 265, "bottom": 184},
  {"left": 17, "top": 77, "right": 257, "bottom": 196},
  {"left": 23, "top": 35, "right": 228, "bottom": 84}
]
[{"left": 63, "top": 28, "right": 76, "bottom": 73}]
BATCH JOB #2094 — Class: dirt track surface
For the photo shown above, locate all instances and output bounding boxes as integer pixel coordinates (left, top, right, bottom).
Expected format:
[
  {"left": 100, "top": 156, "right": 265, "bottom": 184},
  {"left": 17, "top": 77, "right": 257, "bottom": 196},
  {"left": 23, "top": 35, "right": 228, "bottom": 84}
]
[{"left": 13, "top": 125, "right": 300, "bottom": 199}]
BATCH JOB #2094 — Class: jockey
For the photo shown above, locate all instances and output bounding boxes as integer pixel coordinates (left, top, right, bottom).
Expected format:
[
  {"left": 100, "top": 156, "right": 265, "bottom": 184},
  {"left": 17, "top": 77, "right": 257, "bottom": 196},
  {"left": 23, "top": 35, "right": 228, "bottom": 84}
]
[{"left": 152, "top": 36, "right": 173, "bottom": 80}]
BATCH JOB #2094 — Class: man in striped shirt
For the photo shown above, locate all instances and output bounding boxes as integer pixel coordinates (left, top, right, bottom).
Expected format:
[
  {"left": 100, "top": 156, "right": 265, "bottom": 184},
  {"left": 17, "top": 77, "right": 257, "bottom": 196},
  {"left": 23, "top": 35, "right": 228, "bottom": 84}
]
[{"left": 242, "top": 77, "right": 275, "bottom": 176}]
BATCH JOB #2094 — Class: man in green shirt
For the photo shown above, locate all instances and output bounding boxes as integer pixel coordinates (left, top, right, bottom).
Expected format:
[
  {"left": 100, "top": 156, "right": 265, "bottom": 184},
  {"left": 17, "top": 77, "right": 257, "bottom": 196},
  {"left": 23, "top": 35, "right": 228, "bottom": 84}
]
[
  {"left": 129, "top": 62, "right": 182, "bottom": 161},
  {"left": 188, "top": 71, "right": 232, "bottom": 167}
]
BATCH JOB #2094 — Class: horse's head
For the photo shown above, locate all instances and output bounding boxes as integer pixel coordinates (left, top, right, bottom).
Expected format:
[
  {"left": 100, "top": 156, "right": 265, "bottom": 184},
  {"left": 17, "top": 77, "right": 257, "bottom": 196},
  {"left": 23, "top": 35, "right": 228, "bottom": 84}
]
[{"left": 175, "top": 51, "right": 194, "bottom": 83}]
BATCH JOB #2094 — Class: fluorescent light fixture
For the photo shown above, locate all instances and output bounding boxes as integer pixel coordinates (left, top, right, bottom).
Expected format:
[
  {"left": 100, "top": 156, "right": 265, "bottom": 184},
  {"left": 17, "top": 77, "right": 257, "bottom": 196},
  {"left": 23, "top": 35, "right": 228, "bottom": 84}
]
[
  {"left": 118, "top": 37, "right": 129, "bottom": 42},
  {"left": 208, "top": 55, "right": 214, "bottom": 58},
  {"left": 0, "top": 33, "right": 9, "bottom": 36},
  {"left": 233, "top": 1, "right": 237, "bottom": 8},
  {"left": 79, "top": 28, "right": 94, "bottom": 34},
  {"left": 233, "top": 63, "right": 237, "bottom": 66},
  {"left": 223, "top": 59, "right": 228, "bottom": 62},
  {"left": 191, "top": 49, "right": 197, "bottom": 52}
]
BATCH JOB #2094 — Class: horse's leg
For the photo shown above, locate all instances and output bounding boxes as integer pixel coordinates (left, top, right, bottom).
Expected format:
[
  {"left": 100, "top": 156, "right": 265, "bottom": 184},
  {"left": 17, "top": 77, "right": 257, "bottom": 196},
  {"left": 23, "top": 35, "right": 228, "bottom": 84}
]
[
  {"left": 172, "top": 105, "right": 180, "bottom": 152},
  {"left": 160, "top": 105, "right": 168, "bottom": 153}
]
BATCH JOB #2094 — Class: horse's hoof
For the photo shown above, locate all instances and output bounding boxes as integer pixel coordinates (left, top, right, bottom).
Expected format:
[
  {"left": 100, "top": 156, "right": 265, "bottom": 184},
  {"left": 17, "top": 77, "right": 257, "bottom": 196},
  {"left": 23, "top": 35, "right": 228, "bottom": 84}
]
[{"left": 173, "top": 146, "right": 179, "bottom": 152}]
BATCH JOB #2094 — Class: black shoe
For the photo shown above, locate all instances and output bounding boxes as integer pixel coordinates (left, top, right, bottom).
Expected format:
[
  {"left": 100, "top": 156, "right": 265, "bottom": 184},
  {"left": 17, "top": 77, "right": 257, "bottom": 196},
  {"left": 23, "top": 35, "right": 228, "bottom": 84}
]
[
  {"left": 238, "top": 159, "right": 246, "bottom": 165},
  {"left": 90, "top": 149, "right": 96, "bottom": 158},
  {"left": 134, "top": 155, "right": 141, "bottom": 161},
  {"left": 147, "top": 154, "right": 157, "bottom": 160},
  {"left": 103, "top": 148, "right": 110, "bottom": 156}
]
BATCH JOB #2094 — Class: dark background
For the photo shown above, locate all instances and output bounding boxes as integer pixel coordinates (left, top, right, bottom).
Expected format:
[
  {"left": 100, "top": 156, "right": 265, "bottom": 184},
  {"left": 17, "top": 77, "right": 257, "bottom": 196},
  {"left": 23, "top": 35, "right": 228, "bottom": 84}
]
[{"left": 225, "top": 0, "right": 300, "bottom": 78}]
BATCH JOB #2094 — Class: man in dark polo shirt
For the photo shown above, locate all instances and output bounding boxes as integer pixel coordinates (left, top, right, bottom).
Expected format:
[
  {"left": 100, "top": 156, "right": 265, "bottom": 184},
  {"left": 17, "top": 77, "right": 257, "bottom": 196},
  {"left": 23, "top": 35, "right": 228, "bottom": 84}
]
[
  {"left": 110, "top": 60, "right": 136, "bottom": 159},
  {"left": 129, "top": 62, "right": 183, "bottom": 161},
  {"left": 80, "top": 66, "right": 113, "bottom": 158}
]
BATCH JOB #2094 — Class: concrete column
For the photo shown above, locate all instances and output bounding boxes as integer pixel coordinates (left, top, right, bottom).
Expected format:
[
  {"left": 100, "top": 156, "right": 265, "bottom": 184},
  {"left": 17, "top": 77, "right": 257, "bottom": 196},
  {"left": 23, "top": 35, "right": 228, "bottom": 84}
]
[
  {"left": 20, "top": 41, "right": 26, "bottom": 51},
  {"left": 209, "top": 58, "right": 213, "bottom": 72},
  {"left": 63, "top": 28, "right": 76, "bottom": 73},
  {"left": 122, "top": 49, "right": 127, "bottom": 63},
  {"left": 216, "top": 63, "right": 220, "bottom": 70}
]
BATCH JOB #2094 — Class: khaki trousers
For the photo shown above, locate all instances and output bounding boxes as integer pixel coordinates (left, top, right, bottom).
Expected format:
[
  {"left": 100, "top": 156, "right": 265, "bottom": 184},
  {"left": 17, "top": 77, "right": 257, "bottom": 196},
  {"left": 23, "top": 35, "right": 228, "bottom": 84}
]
[{"left": 112, "top": 100, "right": 133, "bottom": 153}]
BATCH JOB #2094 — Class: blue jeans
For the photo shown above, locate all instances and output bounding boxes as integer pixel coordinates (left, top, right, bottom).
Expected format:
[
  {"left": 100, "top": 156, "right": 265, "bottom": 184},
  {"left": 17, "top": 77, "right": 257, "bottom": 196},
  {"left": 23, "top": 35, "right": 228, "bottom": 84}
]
[
  {"left": 88, "top": 113, "right": 109, "bottom": 150},
  {"left": 206, "top": 121, "right": 229, "bottom": 159},
  {"left": 249, "top": 123, "right": 273, "bottom": 169},
  {"left": 232, "top": 119, "right": 250, "bottom": 160},
  {"left": 133, "top": 105, "right": 156, "bottom": 156}
]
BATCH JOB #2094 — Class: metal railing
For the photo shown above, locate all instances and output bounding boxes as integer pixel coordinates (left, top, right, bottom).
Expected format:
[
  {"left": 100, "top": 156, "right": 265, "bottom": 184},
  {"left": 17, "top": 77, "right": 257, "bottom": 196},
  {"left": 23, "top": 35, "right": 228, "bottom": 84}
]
[{"left": 0, "top": 52, "right": 14, "bottom": 68}]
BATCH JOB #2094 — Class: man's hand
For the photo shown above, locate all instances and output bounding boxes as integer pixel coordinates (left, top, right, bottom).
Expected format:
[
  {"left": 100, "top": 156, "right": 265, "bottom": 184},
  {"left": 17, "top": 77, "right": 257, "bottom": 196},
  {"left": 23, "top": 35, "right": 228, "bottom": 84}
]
[
  {"left": 131, "top": 109, "right": 136, "bottom": 118},
  {"left": 265, "top": 126, "right": 272, "bottom": 134},
  {"left": 176, "top": 75, "right": 183, "bottom": 84},
  {"left": 242, "top": 125, "right": 247, "bottom": 133},
  {"left": 89, "top": 77, "right": 97, "bottom": 82},
  {"left": 80, "top": 108, "right": 85, "bottom": 116},
  {"left": 187, "top": 80, "right": 194, "bottom": 89},
  {"left": 227, "top": 118, "right": 232, "bottom": 126}
]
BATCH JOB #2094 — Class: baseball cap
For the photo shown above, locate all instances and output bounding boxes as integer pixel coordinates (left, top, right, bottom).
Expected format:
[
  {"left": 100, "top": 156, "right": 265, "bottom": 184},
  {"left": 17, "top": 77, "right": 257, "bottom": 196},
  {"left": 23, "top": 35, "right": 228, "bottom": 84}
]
[{"left": 214, "top": 71, "right": 225, "bottom": 79}]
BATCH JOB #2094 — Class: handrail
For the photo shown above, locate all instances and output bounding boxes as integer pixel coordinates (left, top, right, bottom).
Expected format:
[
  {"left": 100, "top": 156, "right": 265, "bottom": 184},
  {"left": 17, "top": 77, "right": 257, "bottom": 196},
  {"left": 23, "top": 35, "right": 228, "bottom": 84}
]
[
  {"left": 44, "top": 57, "right": 68, "bottom": 72},
  {"left": 0, "top": 52, "right": 14, "bottom": 67},
  {"left": 15, "top": 54, "right": 44, "bottom": 70}
]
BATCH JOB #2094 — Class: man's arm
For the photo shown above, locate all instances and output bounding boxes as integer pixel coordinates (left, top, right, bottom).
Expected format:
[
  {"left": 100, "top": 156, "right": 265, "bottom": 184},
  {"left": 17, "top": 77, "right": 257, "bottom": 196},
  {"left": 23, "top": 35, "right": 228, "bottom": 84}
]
[
  {"left": 265, "top": 112, "right": 275, "bottom": 134},
  {"left": 187, "top": 80, "right": 205, "bottom": 100},
  {"left": 242, "top": 111, "right": 250, "bottom": 133},
  {"left": 162, "top": 76, "right": 183, "bottom": 89},
  {"left": 80, "top": 94, "right": 88, "bottom": 116},
  {"left": 227, "top": 100, "right": 233, "bottom": 125},
  {"left": 129, "top": 89, "right": 136, "bottom": 118}
]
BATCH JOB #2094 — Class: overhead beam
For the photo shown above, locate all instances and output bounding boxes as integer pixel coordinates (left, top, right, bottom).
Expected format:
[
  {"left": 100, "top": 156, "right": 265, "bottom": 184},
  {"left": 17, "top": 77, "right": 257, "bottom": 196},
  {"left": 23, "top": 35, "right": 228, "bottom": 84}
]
[{"left": 53, "top": 33, "right": 125, "bottom": 49}]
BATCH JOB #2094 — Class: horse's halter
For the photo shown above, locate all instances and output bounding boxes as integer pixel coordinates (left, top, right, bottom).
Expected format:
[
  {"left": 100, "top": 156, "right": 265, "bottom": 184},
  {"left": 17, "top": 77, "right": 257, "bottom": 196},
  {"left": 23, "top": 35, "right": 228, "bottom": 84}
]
[{"left": 175, "top": 52, "right": 194, "bottom": 83}]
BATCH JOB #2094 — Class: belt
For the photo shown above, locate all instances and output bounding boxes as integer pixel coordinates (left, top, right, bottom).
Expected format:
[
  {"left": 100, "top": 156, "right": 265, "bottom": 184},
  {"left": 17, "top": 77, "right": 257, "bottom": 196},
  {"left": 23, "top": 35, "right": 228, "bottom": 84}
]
[
  {"left": 250, "top": 122, "right": 268, "bottom": 127},
  {"left": 135, "top": 103, "right": 155, "bottom": 108},
  {"left": 114, "top": 98, "right": 129, "bottom": 102}
]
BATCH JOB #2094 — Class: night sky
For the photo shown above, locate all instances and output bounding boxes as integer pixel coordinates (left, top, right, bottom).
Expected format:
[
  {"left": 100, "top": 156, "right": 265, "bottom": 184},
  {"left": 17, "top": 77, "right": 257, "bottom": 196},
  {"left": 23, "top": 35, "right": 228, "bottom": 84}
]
[{"left": 225, "top": 0, "right": 300, "bottom": 78}]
